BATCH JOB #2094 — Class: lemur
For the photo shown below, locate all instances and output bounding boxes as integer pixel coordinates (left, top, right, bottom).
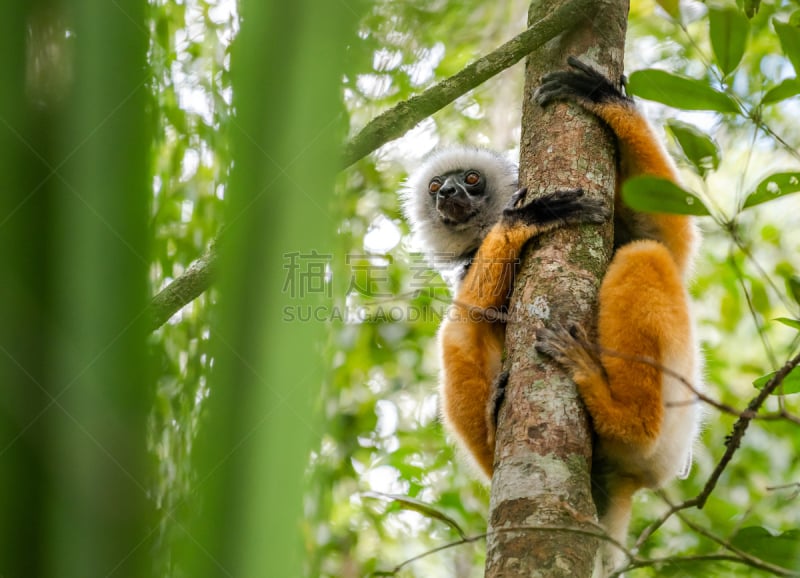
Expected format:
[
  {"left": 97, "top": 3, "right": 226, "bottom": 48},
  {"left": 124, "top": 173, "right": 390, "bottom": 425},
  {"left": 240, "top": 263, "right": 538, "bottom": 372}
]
[
  {"left": 401, "top": 57, "right": 702, "bottom": 574},
  {"left": 402, "top": 159, "right": 608, "bottom": 463}
]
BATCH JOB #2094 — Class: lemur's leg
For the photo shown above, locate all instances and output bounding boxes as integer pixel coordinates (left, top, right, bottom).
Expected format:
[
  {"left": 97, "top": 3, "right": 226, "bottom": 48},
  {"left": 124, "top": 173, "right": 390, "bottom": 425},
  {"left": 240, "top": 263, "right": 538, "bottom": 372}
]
[
  {"left": 536, "top": 240, "right": 695, "bottom": 574},
  {"left": 535, "top": 240, "right": 693, "bottom": 448},
  {"left": 535, "top": 58, "right": 700, "bottom": 571},
  {"left": 440, "top": 189, "right": 608, "bottom": 477}
]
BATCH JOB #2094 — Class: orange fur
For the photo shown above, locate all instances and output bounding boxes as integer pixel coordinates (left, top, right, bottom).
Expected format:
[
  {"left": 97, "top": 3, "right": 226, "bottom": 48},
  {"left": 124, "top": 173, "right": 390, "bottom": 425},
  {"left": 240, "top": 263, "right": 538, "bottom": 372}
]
[
  {"left": 440, "top": 316, "right": 503, "bottom": 476},
  {"left": 440, "top": 220, "right": 572, "bottom": 477},
  {"left": 591, "top": 100, "right": 698, "bottom": 272}
]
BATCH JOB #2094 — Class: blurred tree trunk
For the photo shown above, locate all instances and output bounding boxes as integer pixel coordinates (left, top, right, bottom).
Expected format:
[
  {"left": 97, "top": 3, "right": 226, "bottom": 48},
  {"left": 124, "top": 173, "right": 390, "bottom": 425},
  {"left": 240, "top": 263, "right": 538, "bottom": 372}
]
[
  {"left": 174, "top": 2, "right": 361, "bottom": 577},
  {"left": 485, "top": 1, "right": 628, "bottom": 576},
  {"left": 1, "top": 1, "right": 153, "bottom": 576},
  {"left": 0, "top": 5, "right": 54, "bottom": 575}
]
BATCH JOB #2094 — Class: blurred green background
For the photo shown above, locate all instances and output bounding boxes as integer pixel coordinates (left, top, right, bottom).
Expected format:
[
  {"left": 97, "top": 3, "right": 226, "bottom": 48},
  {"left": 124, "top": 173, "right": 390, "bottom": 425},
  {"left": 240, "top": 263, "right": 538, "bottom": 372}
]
[{"left": 2, "top": 0, "right": 800, "bottom": 577}]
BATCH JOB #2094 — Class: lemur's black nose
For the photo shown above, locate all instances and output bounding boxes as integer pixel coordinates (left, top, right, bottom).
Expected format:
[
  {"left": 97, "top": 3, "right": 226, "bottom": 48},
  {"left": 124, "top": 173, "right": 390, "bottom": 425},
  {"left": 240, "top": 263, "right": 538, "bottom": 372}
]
[
  {"left": 438, "top": 176, "right": 458, "bottom": 198},
  {"left": 438, "top": 185, "right": 456, "bottom": 198}
]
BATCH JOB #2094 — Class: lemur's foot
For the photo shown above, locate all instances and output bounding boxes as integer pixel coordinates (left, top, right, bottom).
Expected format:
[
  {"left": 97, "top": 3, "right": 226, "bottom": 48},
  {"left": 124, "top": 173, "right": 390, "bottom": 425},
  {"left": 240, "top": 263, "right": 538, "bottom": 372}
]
[
  {"left": 486, "top": 370, "right": 509, "bottom": 448},
  {"left": 535, "top": 56, "right": 628, "bottom": 107},
  {"left": 535, "top": 322, "right": 603, "bottom": 375},
  {"left": 502, "top": 188, "right": 608, "bottom": 228}
]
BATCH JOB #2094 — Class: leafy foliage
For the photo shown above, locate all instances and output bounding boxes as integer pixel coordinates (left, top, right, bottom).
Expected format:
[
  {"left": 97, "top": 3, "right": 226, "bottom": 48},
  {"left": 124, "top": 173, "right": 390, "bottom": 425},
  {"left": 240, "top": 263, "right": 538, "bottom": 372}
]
[
  {"left": 709, "top": 5, "right": 750, "bottom": 76},
  {"left": 627, "top": 69, "right": 740, "bottom": 113},
  {"left": 139, "top": 0, "right": 800, "bottom": 576},
  {"left": 666, "top": 119, "right": 721, "bottom": 177},
  {"left": 742, "top": 172, "right": 800, "bottom": 209},
  {"left": 622, "top": 176, "right": 710, "bottom": 216},
  {"left": 146, "top": 0, "right": 233, "bottom": 573},
  {"left": 313, "top": 1, "right": 800, "bottom": 576}
]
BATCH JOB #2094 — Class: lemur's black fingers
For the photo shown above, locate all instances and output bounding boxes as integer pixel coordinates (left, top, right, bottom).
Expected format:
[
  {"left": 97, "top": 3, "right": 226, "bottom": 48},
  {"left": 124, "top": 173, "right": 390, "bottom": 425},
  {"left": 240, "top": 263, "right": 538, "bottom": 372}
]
[
  {"left": 502, "top": 188, "right": 582, "bottom": 223},
  {"left": 487, "top": 370, "right": 510, "bottom": 439},
  {"left": 535, "top": 326, "right": 564, "bottom": 360},
  {"left": 565, "top": 55, "right": 603, "bottom": 77},
  {"left": 535, "top": 57, "right": 626, "bottom": 106},
  {"left": 530, "top": 188, "right": 585, "bottom": 212},
  {"left": 566, "top": 198, "right": 610, "bottom": 225},
  {"left": 535, "top": 323, "right": 582, "bottom": 363},
  {"left": 506, "top": 187, "right": 528, "bottom": 210},
  {"left": 536, "top": 73, "right": 615, "bottom": 105},
  {"left": 503, "top": 188, "right": 609, "bottom": 227}
]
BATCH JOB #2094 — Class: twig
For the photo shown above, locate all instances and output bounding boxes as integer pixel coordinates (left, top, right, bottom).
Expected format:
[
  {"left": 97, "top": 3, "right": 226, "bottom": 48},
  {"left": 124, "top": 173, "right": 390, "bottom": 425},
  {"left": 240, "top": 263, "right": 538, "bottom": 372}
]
[
  {"left": 622, "top": 553, "right": 800, "bottom": 577},
  {"left": 693, "top": 350, "right": 800, "bottom": 509},
  {"left": 673, "top": 509, "right": 800, "bottom": 577},
  {"left": 147, "top": 0, "right": 600, "bottom": 330},
  {"left": 147, "top": 245, "right": 218, "bottom": 331},
  {"left": 370, "top": 533, "right": 487, "bottom": 576},
  {"left": 361, "top": 491, "right": 468, "bottom": 540},
  {"left": 633, "top": 494, "right": 687, "bottom": 550}
]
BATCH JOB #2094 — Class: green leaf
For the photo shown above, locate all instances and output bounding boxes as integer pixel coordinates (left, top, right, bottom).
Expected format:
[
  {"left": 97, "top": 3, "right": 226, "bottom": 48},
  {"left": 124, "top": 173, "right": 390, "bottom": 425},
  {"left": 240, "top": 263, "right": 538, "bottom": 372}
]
[
  {"left": 622, "top": 176, "right": 711, "bottom": 216},
  {"left": 655, "top": 0, "right": 680, "bottom": 19},
  {"left": 753, "top": 366, "right": 800, "bottom": 394},
  {"left": 742, "top": 172, "right": 800, "bottom": 208},
  {"left": 731, "top": 527, "right": 800, "bottom": 568},
  {"left": 790, "top": 276, "right": 800, "bottom": 306},
  {"left": 709, "top": 6, "right": 750, "bottom": 75},
  {"left": 775, "top": 317, "right": 800, "bottom": 331},
  {"left": 627, "top": 69, "right": 740, "bottom": 113},
  {"left": 775, "top": 20, "right": 800, "bottom": 76},
  {"left": 743, "top": 0, "right": 761, "bottom": 18},
  {"left": 761, "top": 77, "right": 800, "bottom": 105},
  {"left": 666, "top": 120, "right": 721, "bottom": 176}
]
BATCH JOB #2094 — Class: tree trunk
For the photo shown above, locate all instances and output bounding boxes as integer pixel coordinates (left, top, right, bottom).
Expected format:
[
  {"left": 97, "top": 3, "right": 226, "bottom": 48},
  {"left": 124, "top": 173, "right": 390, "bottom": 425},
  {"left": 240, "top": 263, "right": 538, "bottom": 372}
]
[{"left": 485, "top": 1, "right": 629, "bottom": 576}]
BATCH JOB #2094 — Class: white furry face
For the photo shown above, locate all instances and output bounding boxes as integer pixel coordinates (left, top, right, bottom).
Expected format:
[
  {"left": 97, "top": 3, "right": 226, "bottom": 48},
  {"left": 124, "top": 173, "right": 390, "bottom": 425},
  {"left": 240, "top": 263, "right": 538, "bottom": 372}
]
[{"left": 400, "top": 147, "right": 518, "bottom": 271}]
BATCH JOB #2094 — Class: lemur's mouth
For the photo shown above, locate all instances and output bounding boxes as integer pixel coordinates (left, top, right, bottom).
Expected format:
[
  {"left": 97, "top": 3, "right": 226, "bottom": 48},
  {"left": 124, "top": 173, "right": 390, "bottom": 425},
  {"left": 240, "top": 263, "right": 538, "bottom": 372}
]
[{"left": 437, "top": 196, "right": 477, "bottom": 225}]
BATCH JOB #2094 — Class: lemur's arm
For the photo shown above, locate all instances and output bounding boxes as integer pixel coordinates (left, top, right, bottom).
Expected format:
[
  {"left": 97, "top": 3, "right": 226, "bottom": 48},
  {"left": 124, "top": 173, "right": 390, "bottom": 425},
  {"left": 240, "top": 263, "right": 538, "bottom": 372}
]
[
  {"left": 440, "top": 188, "right": 607, "bottom": 476},
  {"left": 534, "top": 58, "right": 702, "bottom": 574}
]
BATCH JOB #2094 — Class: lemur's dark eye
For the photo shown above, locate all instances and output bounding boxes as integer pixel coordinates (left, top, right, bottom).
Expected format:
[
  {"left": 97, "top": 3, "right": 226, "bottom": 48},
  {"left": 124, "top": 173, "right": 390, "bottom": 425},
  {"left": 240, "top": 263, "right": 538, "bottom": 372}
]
[
  {"left": 428, "top": 179, "right": 442, "bottom": 194},
  {"left": 465, "top": 171, "right": 480, "bottom": 185}
]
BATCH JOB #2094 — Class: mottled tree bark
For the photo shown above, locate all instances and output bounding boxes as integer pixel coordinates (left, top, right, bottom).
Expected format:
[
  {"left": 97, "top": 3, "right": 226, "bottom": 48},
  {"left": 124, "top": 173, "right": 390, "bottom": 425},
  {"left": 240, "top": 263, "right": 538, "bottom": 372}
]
[{"left": 485, "top": 1, "right": 629, "bottom": 576}]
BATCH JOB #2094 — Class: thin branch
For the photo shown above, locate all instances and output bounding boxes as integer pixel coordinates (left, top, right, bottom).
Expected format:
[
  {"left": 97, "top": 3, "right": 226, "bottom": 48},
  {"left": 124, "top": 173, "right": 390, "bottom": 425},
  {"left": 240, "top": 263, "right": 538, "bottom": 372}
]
[
  {"left": 633, "top": 496, "right": 688, "bottom": 551},
  {"left": 634, "top": 352, "right": 800, "bottom": 548},
  {"left": 370, "top": 533, "right": 487, "bottom": 576},
  {"left": 673, "top": 509, "right": 800, "bottom": 577},
  {"left": 147, "top": 245, "right": 218, "bottom": 332},
  {"left": 361, "top": 491, "right": 468, "bottom": 540},
  {"left": 766, "top": 482, "right": 800, "bottom": 500},
  {"left": 694, "top": 350, "right": 800, "bottom": 509},
  {"left": 621, "top": 553, "right": 800, "bottom": 578},
  {"left": 626, "top": 494, "right": 800, "bottom": 576},
  {"left": 147, "top": 0, "right": 599, "bottom": 331},
  {"left": 340, "top": 0, "right": 598, "bottom": 168}
]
